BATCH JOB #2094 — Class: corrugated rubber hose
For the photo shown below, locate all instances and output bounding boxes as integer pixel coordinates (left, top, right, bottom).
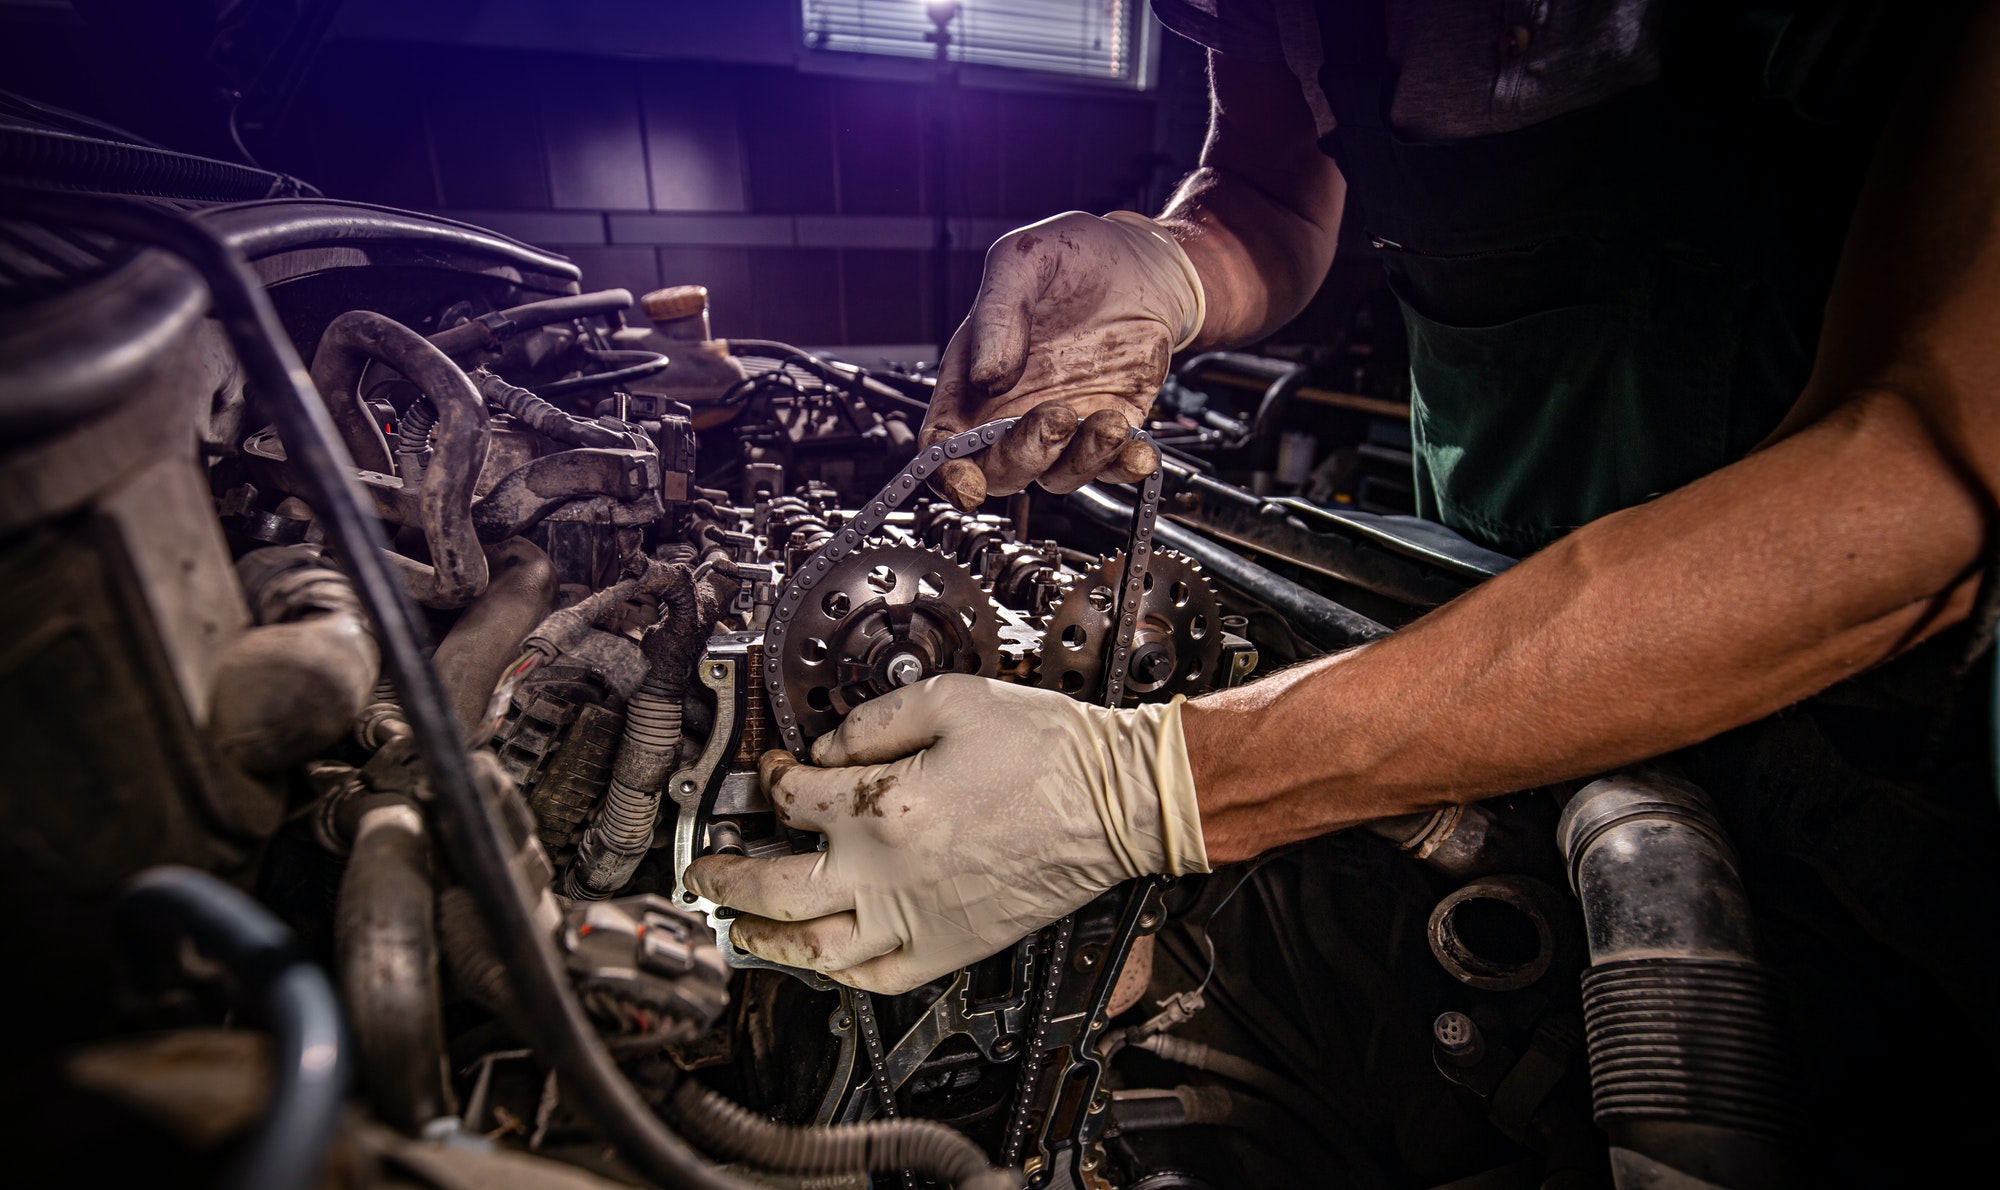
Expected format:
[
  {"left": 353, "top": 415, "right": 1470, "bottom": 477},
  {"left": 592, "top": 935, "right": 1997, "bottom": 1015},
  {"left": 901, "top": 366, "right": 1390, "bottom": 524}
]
[{"left": 670, "top": 1082, "right": 1020, "bottom": 1190}]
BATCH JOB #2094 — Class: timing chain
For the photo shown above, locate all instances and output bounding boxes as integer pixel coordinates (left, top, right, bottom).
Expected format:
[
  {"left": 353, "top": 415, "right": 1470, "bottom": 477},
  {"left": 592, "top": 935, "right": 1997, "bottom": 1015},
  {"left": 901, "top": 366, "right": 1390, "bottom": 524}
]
[{"left": 762, "top": 417, "right": 1164, "bottom": 1153}]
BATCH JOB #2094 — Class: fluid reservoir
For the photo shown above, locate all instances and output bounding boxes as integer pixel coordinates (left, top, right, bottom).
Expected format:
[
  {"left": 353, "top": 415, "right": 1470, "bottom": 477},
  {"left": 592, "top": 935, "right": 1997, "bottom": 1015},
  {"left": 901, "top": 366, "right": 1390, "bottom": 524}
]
[{"left": 623, "top": 285, "right": 749, "bottom": 430}]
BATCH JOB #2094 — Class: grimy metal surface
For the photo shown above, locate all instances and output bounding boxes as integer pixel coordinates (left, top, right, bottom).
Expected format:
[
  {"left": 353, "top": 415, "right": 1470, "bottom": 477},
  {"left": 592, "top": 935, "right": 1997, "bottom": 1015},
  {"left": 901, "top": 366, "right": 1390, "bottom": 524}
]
[
  {"left": 764, "top": 418, "right": 1164, "bottom": 754},
  {"left": 755, "top": 421, "right": 1167, "bottom": 1158}
]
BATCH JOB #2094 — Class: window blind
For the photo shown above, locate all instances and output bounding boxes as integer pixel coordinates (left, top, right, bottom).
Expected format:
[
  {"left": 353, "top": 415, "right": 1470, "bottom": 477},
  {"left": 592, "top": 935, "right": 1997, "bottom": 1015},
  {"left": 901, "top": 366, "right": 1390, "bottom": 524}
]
[{"left": 802, "top": 1, "right": 1141, "bottom": 85}]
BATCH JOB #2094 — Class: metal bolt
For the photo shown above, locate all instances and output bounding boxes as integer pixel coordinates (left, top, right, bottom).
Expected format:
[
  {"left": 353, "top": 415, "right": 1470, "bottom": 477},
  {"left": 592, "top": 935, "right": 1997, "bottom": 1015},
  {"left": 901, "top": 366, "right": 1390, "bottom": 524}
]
[
  {"left": 1130, "top": 646, "right": 1173, "bottom": 684},
  {"left": 885, "top": 652, "right": 925, "bottom": 687}
]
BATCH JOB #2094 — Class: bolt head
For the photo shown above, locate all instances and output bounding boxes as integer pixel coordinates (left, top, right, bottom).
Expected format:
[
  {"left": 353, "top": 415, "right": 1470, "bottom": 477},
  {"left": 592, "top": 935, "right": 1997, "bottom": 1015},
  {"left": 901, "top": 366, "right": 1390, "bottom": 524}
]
[{"left": 885, "top": 652, "right": 925, "bottom": 687}]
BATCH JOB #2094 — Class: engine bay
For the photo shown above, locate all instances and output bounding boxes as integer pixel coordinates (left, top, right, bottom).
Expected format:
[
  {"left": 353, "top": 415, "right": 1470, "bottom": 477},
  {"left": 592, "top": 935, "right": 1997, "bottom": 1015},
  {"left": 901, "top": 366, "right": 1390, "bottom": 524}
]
[{"left": 1, "top": 189, "right": 1806, "bottom": 1190}]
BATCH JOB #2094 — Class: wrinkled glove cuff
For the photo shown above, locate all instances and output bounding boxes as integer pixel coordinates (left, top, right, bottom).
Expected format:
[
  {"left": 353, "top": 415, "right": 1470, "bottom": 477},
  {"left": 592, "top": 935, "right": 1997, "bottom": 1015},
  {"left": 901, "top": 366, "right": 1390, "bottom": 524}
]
[{"left": 1104, "top": 211, "right": 1209, "bottom": 354}]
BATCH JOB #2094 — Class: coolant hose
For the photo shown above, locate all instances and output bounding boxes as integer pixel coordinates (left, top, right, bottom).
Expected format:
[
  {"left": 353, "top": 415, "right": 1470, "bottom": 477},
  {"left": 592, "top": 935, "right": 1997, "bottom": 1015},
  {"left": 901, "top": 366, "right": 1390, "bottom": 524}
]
[
  {"left": 670, "top": 1082, "right": 1019, "bottom": 1190},
  {"left": 118, "top": 866, "right": 347, "bottom": 1190},
  {"left": 208, "top": 546, "right": 380, "bottom": 774},
  {"left": 312, "top": 310, "right": 492, "bottom": 608},
  {"left": 336, "top": 800, "right": 454, "bottom": 1134},
  {"left": 432, "top": 539, "right": 557, "bottom": 737},
  {"left": 1559, "top": 771, "right": 1797, "bottom": 1189}
]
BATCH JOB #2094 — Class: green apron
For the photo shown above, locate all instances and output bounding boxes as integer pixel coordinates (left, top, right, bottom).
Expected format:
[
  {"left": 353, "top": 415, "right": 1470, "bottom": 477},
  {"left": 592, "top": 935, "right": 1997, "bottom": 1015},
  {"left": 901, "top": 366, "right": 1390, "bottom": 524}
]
[{"left": 1314, "top": 4, "right": 1858, "bottom": 556}]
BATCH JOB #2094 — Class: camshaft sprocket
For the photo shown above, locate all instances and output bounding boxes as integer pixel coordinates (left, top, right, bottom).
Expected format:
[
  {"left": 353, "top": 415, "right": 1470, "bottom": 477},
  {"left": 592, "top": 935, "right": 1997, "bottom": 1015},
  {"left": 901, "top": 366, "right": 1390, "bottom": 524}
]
[
  {"left": 775, "top": 541, "right": 1005, "bottom": 746},
  {"left": 1036, "top": 549, "right": 1222, "bottom": 705}
]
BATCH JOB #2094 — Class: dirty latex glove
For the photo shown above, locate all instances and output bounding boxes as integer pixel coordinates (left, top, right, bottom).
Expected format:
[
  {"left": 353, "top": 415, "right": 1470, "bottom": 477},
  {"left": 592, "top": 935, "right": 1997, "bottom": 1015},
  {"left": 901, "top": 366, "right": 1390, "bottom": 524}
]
[
  {"left": 682, "top": 675, "right": 1209, "bottom": 994},
  {"left": 920, "top": 210, "right": 1207, "bottom": 510}
]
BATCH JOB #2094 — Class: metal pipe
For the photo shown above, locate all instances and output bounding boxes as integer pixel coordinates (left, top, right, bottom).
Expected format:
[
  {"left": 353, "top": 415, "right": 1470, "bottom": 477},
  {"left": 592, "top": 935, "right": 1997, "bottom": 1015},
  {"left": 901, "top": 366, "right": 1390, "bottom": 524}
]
[
  {"left": 5, "top": 190, "right": 752, "bottom": 1190},
  {"left": 1069, "top": 483, "right": 1389, "bottom": 648},
  {"left": 117, "top": 866, "right": 347, "bottom": 1190},
  {"left": 1558, "top": 771, "right": 1797, "bottom": 1189},
  {"left": 208, "top": 546, "right": 379, "bottom": 774},
  {"left": 335, "top": 801, "right": 454, "bottom": 1134}
]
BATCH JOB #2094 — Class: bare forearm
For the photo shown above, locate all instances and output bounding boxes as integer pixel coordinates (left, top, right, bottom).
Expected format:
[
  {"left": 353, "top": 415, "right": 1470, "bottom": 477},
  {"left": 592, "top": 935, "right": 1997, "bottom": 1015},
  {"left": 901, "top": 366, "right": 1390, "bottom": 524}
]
[
  {"left": 1159, "top": 49, "right": 1346, "bottom": 349},
  {"left": 1161, "top": 166, "right": 1342, "bottom": 347},
  {"left": 1183, "top": 389, "right": 1988, "bottom": 863},
  {"left": 1184, "top": 4, "right": 2000, "bottom": 864}
]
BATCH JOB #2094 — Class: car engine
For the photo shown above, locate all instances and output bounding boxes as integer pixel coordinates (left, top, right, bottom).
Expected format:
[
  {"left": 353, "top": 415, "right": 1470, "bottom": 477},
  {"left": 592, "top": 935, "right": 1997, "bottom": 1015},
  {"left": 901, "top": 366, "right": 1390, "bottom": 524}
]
[{"left": 2, "top": 138, "right": 1806, "bottom": 1190}]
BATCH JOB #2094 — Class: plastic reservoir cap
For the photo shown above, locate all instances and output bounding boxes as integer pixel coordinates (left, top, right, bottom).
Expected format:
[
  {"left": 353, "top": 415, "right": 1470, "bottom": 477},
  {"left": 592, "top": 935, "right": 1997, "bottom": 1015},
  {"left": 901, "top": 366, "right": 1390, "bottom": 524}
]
[{"left": 642, "top": 284, "right": 709, "bottom": 322}]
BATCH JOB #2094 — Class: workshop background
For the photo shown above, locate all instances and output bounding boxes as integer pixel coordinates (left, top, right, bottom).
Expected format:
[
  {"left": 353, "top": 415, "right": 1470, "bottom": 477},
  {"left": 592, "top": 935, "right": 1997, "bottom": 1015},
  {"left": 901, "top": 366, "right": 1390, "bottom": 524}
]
[{"left": 0, "top": 0, "right": 1390, "bottom": 353}]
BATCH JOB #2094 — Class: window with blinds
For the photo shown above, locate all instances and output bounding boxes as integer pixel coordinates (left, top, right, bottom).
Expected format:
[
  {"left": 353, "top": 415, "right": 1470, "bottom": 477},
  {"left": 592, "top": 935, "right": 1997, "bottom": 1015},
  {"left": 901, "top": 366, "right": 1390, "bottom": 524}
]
[{"left": 802, "top": 1, "right": 1145, "bottom": 86}]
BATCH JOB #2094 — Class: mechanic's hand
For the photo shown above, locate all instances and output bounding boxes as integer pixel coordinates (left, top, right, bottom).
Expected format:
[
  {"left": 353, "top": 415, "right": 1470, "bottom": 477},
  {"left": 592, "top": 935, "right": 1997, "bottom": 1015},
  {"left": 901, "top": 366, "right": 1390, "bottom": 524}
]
[
  {"left": 682, "top": 675, "right": 1209, "bottom": 994},
  {"left": 921, "top": 211, "right": 1207, "bottom": 510}
]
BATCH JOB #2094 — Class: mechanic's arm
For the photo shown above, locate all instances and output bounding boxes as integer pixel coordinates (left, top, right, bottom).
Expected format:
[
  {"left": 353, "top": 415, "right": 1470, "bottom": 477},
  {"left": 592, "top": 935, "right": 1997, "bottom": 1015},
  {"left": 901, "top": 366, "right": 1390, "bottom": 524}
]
[
  {"left": 1186, "top": 3, "right": 2000, "bottom": 862},
  {"left": 921, "top": 51, "right": 1344, "bottom": 508}
]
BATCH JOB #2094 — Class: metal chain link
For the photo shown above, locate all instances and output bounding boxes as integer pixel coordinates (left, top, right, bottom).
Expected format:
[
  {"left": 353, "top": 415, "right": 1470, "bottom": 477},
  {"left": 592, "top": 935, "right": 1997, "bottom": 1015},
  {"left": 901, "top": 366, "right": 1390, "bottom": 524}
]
[{"left": 761, "top": 418, "right": 1165, "bottom": 1162}]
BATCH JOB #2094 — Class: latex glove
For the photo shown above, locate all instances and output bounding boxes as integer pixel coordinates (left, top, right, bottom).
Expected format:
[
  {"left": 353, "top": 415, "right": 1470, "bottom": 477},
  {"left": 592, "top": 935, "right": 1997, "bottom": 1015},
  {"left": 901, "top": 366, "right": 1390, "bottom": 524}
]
[
  {"left": 682, "top": 675, "right": 1209, "bottom": 994},
  {"left": 921, "top": 211, "right": 1208, "bottom": 510}
]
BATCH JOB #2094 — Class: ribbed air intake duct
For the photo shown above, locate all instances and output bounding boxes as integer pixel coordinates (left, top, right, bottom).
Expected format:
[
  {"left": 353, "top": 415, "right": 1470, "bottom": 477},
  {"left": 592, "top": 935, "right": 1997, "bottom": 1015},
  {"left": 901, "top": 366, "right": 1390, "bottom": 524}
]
[{"left": 1558, "top": 771, "right": 1798, "bottom": 1189}]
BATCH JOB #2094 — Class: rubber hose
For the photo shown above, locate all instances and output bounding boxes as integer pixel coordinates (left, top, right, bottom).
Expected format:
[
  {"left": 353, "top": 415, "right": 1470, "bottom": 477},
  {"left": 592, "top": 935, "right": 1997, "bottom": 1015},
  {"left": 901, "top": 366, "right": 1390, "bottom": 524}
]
[
  {"left": 1558, "top": 771, "right": 1797, "bottom": 1188},
  {"left": 432, "top": 539, "right": 558, "bottom": 737},
  {"left": 312, "top": 310, "right": 492, "bottom": 608},
  {"left": 208, "top": 546, "right": 380, "bottom": 774},
  {"left": 336, "top": 801, "right": 454, "bottom": 1134},
  {"left": 428, "top": 290, "right": 635, "bottom": 361},
  {"left": 474, "top": 367, "right": 627, "bottom": 449},
  {"left": 1127, "top": 1033, "right": 1303, "bottom": 1108},
  {"left": 670, "top": 1082, "right": 1019, "bottom": 1190},
  {"left": 536, "top": 350, "right": 671, "bottom": 400},
  {"left": 437, "top": 884, "right": 520, "bottom": 1023},
  {"left": 118, "top": 867, "right": 347, "bottom": 1190},
  {"left": 10, "top": 191, "right": 752, "bottom": 1190}
]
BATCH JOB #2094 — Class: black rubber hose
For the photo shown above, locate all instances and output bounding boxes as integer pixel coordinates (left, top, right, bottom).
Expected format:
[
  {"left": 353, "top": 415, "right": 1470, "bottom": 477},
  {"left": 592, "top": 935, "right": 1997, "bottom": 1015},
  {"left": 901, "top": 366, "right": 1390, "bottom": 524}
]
[
  {"left": 723, "top": 338, "right": 933, "bottom": 414},
  {"left": 432, "top": 539, "right": 558, "bottom": 737},
  {"left": 474, "top": 367, "right": 629, "bottom": 449},
  {"left": 336, "top": 800, "right": 454, "bottom": 1134},
  {"left": 313, "top": 311, "right": 492, "bottom": 608},
  {"left": 208, "top": 546, "right": 380, "bottom": 774},
  {"left": 1067, "top": 483, "right": 1390, "bottom": 648},
  {"left": 427, "top": 289, "right": 635, "bottom": 361},
  {"left": 117, "top": 866, "right": 347, "bottom": 1190},
  {"left": 670, "top": 1082, "right": 1020, "bottom": 1190},
  {"left": 0, "top": 190, "right": 753, "bottom": 1190},
  {"left": 1558, "top": 771, "right": 1798, "bottom": 1187},
  {"left": 536, "top": 350, "right": 671, "bottom": 400}
]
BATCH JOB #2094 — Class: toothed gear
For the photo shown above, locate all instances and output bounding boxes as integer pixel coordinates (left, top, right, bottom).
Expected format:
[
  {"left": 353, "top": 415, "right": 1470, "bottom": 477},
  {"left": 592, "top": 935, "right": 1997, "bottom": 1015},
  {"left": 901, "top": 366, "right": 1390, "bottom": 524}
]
[
  {"left": 776, "top": 542, "right": 1005, "bottom": 746},
  {"left": 1036, "top": 549, "right": 1222, "bottom": 704}
]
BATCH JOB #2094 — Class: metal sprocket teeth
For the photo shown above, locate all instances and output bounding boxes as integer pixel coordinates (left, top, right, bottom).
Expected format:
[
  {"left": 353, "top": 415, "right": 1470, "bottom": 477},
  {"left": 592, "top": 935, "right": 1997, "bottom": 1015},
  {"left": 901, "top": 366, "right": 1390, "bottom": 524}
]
[
  {"left": 775, "top": 542, "right": 1004, "bottom": 747},
  {"left": 1035, "top": 549, "right": 1223, "bottom": 705}
]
